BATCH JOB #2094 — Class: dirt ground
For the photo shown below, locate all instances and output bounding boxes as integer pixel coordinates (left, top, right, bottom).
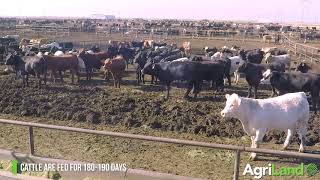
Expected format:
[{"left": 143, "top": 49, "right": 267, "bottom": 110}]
[{"left": 0, "top": 33, "right": 320, "bottom": 179}]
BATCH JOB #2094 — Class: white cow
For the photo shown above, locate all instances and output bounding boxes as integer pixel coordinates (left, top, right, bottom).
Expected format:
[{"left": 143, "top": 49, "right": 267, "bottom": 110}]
[
  {"left": 221, "top": 92, "right": 309, "bottom": 160},
  {"left": 263, "top": 35, "right": 273, "bottom": 43},
  {"left": 264, "top": 53, "right": 291, "bottom": 70},
  {"left": 211, "top": 52, "right": 232, "bottom": 61},
  {"left": 86, "top": 50, "right": 95, "bottom": 54},
  {"left": 228, "top": 56, "right": 245, "bottom": 84},
  {"left": 54, "top": 51, "right": 64, "bottom": 56},
  {"left": 36, "top": 52, "right": 43, "bottom": 57}
]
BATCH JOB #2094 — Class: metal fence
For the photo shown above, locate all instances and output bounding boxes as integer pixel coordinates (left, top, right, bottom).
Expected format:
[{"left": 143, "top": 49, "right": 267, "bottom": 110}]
[
  {"left": 282, "top": 34, "right": 320, "bottom": 63},
  {"left": 0, "top": 118, "right": 320, "bottom": 180}
]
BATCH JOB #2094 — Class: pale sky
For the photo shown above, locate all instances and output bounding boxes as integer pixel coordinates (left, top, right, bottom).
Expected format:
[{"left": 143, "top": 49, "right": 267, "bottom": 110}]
[{"left": 0, "top": 0, "right": 319, "bottom": 23}]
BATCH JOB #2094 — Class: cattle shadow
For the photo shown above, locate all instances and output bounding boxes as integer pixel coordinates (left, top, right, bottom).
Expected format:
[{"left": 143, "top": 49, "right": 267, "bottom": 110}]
[
  {"left": 78, "top": 79, "right": 108, "bottom": 86},
  {"left": 121, "top": 79, "right": 140, "bottom": 86},
  {"left": 186, "top": 95, "right": 224, "bottom": 103},
  {"left": 45, "top": 85, "right": 92, "bottom": 94},
  {"left": 136, "top": 84, "right": 166, "bottom": 92}
]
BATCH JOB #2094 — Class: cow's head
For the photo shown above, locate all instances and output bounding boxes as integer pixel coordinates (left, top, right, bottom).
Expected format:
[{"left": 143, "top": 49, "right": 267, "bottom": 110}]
[
  {"left": 221, "top": 93, "right": 241, "bottom": 118},
  {"left": 296, "top": 62, "right": 310, "bottom": 73},
  {"left": 239, "top": 49, "right": 247, "bottom": 60},
  {"left": 5, "top": 52, "right": 19, "bottom": 66},
  {"left": 141, "top": 61, "right": 155, "bottom": 75}
]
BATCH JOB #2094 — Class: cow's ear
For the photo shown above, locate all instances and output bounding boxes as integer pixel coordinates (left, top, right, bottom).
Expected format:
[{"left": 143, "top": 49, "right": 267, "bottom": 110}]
[{"left": 225, "top": 94, "right": 230, "bottom": 99}]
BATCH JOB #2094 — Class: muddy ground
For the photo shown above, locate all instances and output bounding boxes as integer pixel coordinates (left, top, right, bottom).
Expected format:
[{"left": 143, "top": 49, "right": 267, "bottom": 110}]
[{"left": 0, "top": 64, "right": 319, "bottom": 146}]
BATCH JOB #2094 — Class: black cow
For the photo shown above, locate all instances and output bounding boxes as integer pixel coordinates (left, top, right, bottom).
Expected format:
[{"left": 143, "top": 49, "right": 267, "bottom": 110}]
[
  {"left": 78, "top": 50, "right": 105, "bottom": 81},
  {"left": 5, "top": 52, "right": 47, "bottom": 87},
  {"left": 131, "top": 41, "right": 144, "bottom": 48},
  {"left": 268, "top": 61, "right": 286, "bottom": 72},
  {"left": 237, "top": 62, "right": 265, "bottom": 98},
  {"left": 161, "top": 53, "right": 185, "bottom": 62},
  {"left": 296, "top": 62, "right": 320, "bottom": 74},
  {"left": 240, "top": 49, "right": 264, "bottom": 64},
  {"left": 204, "top": 47, "right": 218, "bottom": 56},
  {"left": 118, "top": 47, "right": 136, "bottom": 69},
  {"left": 142, "top": 61, "right": 225, "bottom": 99},
  {"left": 246, "top": 49, "right": 264, "bottom": 64},
  {"left": 271, "top": 49, "right": 287, "bottom": 56},
  {"left": 134, "top": 51, "right": 148, "bottom": 84},
  {"left": 266, "top": 71, "right": 320, "bottom": 113},
  {"left": 153, "top": 42, "right": 167, "bottom": 47}
]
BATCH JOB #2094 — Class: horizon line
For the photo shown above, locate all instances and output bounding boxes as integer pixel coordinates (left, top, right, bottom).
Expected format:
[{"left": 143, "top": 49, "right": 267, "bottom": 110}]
[{"left": 1, "top": 15, "right": 320, "bottom": 26}]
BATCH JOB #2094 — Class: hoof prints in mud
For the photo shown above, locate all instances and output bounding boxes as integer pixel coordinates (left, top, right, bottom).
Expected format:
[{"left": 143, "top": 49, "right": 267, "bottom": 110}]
[{"left": 0, "top": 76, "right": 319, "bottom": 145}]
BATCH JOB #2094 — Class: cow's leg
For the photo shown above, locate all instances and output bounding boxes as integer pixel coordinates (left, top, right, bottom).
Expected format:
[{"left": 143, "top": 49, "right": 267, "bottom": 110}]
[
  {"left": 282, "top": 129, "right": 293, "bottom": 150},
  {"left": 59, "top": 71, "right": 64, "bottom": 83},
  {"left": 184, "top": 81, "right": 193, "bottom": 98},
  {"left": 70, "top": 70, "right": 74, "bottom": 84},
  {"left": 136, "top": 71, "right": 140, "bottom": 84},
  {"left": 226, "top": 74, "right": 231, "bottom": 86},
  {"left": 271, "top": 86, "right": 277, "bottom": 97},
  {"left": 86, "top": 69, "right": 89, "bottom": 81},
  {"left": 26, "top": 74, "right": 29, "bottom": 87},
  {"left": 142, "top": 74, "right": 145, "bottom": 84},
  {"left": 193, "top": 81, "right": 200, "bottom": 98},
  {"left": 253, "top": 86, "right": 258, "bottom": 99},
  {"left": 118, "top": 75, "right": 121, "bottom": 88},
  {"left": 76, "top": 70, "right": 80, "bottom": 83},
  {"left": 247, "top": 86, "right": 252, "bottom": 98},
  {"left": 165, "top": 83, "right": 171, "bottom": 99},
  {"left": 298, "top": 125, "right": 307, "bottom": 153},
  {"left": 44, "top": 73, "right": 47, "bottom": 86},
  {"left": 51, "top": 71, "right": 54, "bottom": 82},
  {"left": 250, "top": 128, "right": 267, "bottom": 160},
  {"left": 104, "top": 70, "right": 108, "bottom": 80},
  {"left": 22, "top": 75, "right": 26, "bottom": 88},
  {"left": 37, "top": 73, "right": 42, "bottom": 89},
  {"left": 234, "top": 72, "right": 239, "bottom": 84},
  {"left": 151, "top": 75, "right": 154, "bottom": 84},
  {"left": 311, "top": 92, "right": 318, "bottom": 114}
]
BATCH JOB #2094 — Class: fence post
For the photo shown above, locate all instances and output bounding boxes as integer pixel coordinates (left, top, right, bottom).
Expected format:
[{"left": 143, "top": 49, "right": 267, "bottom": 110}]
[
  {"left": 305, "top": 48, "right": 307, "bottom": 61},
  {"left": 28, "top": 126, "right": 34, "bottom": 155},
  {"left": 233, "top": 150, "right": 240, "bottom": 180}
]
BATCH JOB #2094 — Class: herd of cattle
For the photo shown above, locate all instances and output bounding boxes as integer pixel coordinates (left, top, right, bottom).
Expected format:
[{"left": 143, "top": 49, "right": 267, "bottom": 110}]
[{"left": 3, "top": 39, "right": 320, "bottom": 112}]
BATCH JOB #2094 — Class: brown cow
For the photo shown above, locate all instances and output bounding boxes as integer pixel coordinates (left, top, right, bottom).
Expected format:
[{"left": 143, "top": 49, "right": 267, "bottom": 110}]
[
  {"left": 103, "top": 55, "right": 126, "bottom": 88},
  {"left": 143, "top": 40, "right": 154, "bottom": 49},
  {"left": 42, "top": 55, "right": 80, "bottom": 84},
  {"left": 181, "top": 41, "right": 191, "bottom": 55}
]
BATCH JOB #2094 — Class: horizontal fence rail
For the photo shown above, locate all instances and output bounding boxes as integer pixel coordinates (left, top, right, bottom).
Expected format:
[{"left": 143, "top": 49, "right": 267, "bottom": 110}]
[{"left": 1, "top": 119, "right": 320, "bottom": 180}]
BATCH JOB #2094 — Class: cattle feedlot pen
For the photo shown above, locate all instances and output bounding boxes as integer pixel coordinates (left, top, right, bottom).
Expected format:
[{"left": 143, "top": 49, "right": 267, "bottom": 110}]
[{"left": 0, "top": 119, "right": 320, "bottom": 180}]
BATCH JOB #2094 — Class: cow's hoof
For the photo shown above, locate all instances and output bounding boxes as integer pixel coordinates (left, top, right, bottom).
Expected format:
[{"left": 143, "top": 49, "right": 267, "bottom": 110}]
[
  {"left": 249, "top": 154, "right": 257, "bottom": 161},
  {"left": 299, "top": 148, "right": 305, "bottom": 153}
]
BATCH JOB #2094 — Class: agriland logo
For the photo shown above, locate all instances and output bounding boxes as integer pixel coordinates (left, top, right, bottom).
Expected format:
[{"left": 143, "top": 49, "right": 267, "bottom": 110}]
[{"left": 243, "top": 163, "right": 318, "bottom": 179}]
